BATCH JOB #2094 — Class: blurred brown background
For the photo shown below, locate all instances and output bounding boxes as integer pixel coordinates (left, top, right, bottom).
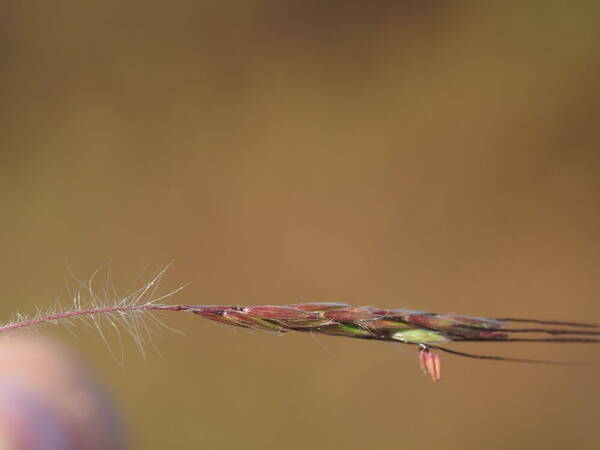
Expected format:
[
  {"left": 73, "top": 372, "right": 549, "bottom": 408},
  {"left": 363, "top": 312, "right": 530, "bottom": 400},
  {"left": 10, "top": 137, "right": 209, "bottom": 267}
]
[{"left": 1, "top": 1, "right": 599, "bottom": 449}]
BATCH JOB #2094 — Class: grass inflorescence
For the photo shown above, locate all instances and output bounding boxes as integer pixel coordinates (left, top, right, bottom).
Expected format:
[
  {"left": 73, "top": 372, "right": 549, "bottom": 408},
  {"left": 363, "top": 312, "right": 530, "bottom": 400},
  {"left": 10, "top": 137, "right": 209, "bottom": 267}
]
[{"left": 1, "top": 268, "right": 598, "bottom": 381}]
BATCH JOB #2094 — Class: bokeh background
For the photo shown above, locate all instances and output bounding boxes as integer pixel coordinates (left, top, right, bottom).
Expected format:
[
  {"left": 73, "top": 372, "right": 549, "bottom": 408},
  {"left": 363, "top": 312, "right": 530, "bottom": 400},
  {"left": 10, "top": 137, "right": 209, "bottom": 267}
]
[{"left": 1, "top": 1, "right": 599, "bottom": 449}]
